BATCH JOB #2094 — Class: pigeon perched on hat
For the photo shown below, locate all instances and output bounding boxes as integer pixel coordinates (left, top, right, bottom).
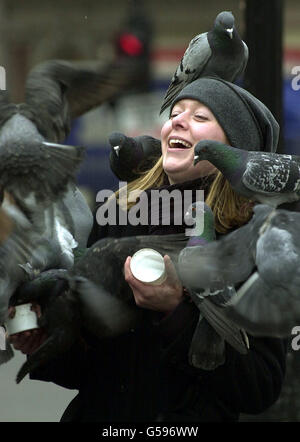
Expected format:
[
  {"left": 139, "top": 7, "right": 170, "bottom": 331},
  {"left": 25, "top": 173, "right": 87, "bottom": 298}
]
[{"left": 160, "top": 11, "right": 249, "bottom": 114}]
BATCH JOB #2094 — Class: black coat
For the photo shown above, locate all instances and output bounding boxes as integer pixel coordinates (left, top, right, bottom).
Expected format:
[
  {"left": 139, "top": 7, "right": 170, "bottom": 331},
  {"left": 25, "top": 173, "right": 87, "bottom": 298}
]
[{"left": 30, "top": 177, "right": 287, "bottom": 422}]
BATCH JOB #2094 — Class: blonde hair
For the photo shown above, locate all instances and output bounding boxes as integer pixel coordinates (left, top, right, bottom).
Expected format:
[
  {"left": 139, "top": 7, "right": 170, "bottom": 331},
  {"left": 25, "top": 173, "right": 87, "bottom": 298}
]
[
  {"left": 205, "top": 171, "right": 254, "bottom": 233},
  {"left": 111, "top": 156, "right": 253, "bottom": 234}
]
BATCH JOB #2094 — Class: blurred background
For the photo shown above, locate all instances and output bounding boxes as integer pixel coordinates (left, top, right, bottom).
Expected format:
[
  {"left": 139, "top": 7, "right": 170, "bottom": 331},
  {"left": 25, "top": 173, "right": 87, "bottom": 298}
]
[{"left": 0, "top": 0, "right": 299, "bottom": 422}]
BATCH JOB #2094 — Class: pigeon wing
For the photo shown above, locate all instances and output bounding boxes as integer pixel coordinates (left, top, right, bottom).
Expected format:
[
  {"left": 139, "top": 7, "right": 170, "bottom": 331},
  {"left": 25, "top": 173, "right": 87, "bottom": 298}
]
[
  {"left": 24, "top": 58, "right": 145, "bottom": 142},
  {"left": 198, "top": 296, "right": 249, "bottom": 355},
  {"left": 226, "top": 271, "right": 299, "bottom": 337},
  {"left": 160, "top": 33, "right": 211, "bottom": 114},
  {"left": 232, "top": 41, "right": 249, "bottom": 80},
  {"left": 178, "top": 222, "right": 256, "bottom": 290},
  {"left": 189, "top": 314, "right": 226, "bottom": 370},
  {"left": 242, "top": 154, "right": 300, "bottom": 194}
]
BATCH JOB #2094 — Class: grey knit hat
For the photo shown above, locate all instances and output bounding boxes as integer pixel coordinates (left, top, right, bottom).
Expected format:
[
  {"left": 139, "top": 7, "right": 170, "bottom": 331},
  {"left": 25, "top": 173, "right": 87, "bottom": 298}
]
[{"left": 170, "top": 77, "right": 279, "bottom": 153}]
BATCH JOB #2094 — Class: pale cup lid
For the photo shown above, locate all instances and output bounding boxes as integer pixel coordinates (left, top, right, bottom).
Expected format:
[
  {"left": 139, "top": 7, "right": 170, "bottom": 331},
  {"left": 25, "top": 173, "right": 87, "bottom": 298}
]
[{"left": 130, "top": 248, "right": 166, "bottom": 285}]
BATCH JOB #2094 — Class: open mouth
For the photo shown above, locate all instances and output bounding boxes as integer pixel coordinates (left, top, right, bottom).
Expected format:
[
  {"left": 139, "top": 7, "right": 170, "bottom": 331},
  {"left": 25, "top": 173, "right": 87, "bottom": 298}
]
[{"left": 168, "top": 138, "right": 192, "bottom": 149}]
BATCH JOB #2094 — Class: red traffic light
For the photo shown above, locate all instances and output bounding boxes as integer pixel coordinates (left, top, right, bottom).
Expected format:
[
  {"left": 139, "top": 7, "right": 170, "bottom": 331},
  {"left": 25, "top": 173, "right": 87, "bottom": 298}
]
[{"left": 117, "top": 32, "right": 144, "bottom": 56}]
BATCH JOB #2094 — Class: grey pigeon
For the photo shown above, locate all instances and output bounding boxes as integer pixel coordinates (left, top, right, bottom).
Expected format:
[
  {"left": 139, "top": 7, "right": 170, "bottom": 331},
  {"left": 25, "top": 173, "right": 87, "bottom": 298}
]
[
  {"left": 0, "top": 198, "right": 65, "bottom": 364},
  {"left": 1, "top": 56, "right": 146, "bottom": 199},
  {"left": 225, "top": 205, "right": 300, "bottom": 337},
  {"left": 109, "top": 132, "right": 161, "bottom": 182},
  {"left": 13, "top": 202, "right": 239, "bottom": 381},
  {"left": 0, "top": 55, "right": 149, "bottom": 371},
  {"left": 0, "top": 54, "right": 147, "bottom": 244},
  {"left": 0, "top": 64, "right": 93, "bottom": 329},
  {"left": 178, "top": 203, "right": 271, "bottom": 292},
  {"left": 178, "top": 202, "right": 249, "bottom": 370},
  {"left": 160, "top": 11, "right": 248, "bottom": 114},
  {"left": 181, "top": 202, "right": 300, "bottom": 337},
  {"left": 194, "top": 140, "right": 300, "bottom": 207},
  {"left": 25, "top": 57, "right": 148, "bottom": 128},
  {"left": 13, "top": 203, "right": 248, "bottom": 379},
  {"left": 11, "top": 224, "right": 191, "bottom": 383}
]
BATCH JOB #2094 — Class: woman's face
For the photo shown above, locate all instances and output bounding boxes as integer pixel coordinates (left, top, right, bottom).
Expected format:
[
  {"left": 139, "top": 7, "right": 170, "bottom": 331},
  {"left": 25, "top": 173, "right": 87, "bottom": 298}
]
[{"left": 161, "top": 99, "right": 228, "bottom": 184}]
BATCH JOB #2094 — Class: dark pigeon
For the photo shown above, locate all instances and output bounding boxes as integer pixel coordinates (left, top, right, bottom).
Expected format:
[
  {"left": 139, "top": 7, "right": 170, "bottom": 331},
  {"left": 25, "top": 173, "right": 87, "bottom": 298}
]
[
  {"left": 0, "top": 56, "right": 148, "bottom": 330},
  {"left": 180, "top": 202, "right": 300, "bottom": 338},
  {"left": 14, "top": 202, "right": 243, "bottom": 381},
  {"left": 194, "top": 140, "right": 300, "bottom": 207},
  {"left": 109, "top": 132, "right": 161, "bottom": 182},
  {"left": 0, "top": 54, "right": 148, "bottom": 252},
  {"left": 178, "top": 202, "right": 249, "bottom": 370},
  {"left": 226, "top": 205, "right": 300, "bottom": 337},
  {"left": 0, "top": 55, "right": 151, "bottom": 373},
  {"left": 177, "top": 203, "right": 270, "bottom": 292},
  {"left": 12, "top": 226, "right": 190, "bottom": 383},
  {"left": 0, "top": 198, "right": 65, "bottom": 365},
  {"left": 160, "top": 11, "right": 248, "bottom": 115}
]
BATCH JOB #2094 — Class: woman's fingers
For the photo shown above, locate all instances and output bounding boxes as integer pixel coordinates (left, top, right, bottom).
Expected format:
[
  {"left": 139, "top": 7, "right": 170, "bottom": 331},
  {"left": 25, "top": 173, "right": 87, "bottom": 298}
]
[{"left": 163, "top": 255, "right": 181, "bottom": 285}]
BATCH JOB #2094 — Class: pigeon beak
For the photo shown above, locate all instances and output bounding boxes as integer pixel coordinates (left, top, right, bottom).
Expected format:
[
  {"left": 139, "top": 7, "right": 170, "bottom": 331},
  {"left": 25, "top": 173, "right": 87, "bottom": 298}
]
[
  {"left": 226, "top": 28, "right": 233, "bottom": 39},
  {"left": 194, "top": 154, "right": 199, "bottom": 165},
  {"left": 113, "top": 145, "right": 120, "bottom": 157}
]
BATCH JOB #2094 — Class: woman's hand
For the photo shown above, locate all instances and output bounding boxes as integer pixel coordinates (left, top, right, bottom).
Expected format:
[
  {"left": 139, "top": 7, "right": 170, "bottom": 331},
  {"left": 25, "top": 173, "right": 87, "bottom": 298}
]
[
  {"left": 8, "top": 303, "right": 48, "bottom": 355},
  {"left": 124, "top": 254, "right": 184, "bottom": 313}
]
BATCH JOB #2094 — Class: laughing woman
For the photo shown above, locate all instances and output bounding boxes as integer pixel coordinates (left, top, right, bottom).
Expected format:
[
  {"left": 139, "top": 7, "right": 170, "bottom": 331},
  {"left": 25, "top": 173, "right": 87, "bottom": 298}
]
[{"left": 11, "top": 77, "right": 286, "bottom": 422}]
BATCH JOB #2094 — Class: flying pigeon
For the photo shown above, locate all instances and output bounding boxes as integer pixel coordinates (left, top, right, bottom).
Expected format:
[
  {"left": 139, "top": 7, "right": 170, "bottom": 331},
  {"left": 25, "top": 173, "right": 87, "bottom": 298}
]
[
  {"left": 0, "top": 53, "right": 149, "bottom": 224},
  {"left": 0, "top": 55, "right": 151, "bottom": 371},
  {"left": 0, "top": 197, "right": 66, "bottom": 364},
  {"left": 12, "top": 202, "right": 250, "bottom": 381},
  {"left": 25, "top": 57, "right": 149, "bottom": 127},
  {"left": 0, "top": 56, "right": 144, "bottom": 322},
  {"left": 178, "top": 202, "right": 249, "bottom": 370},
  {"left": 0, "top": 63, "right": 93, "bottom": 327},
  {"left": 194, "top": 140, "right": 300, "bottom": 207},
  {"left": 178, "top": 202, "right": 272, "bottom": 292},
  {"left": 225, "top": 205, "right": 300, "bottom": 337},
  {"left": 14, "top": 202, "right": 219, "bottom": 383},
  {"left": 109, "top": 132, "right": 161, "bottom": 182},
  {"left": 1, "top": 53, "right": 148, "bottom": 253},
  {"left": 11, "top": 224, "right": 192, "bottom": 383},
  {"left": 160, "top": 11, "right": 248, "bottom": 114},
  {"left": 179, "top": 202, "right": 300, "bottom": 337}
]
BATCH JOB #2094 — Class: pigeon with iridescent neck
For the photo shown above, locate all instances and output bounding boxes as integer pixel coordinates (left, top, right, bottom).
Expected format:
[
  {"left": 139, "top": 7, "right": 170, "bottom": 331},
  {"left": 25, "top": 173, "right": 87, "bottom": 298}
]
[
  {"left": 178, "top": 202, "right": 249, "bottom": 370},
  {"left": 194, "top": 140, "right": 300, "bottom": 207},
  {"left": 160, "top": 11, "right": 248, "bottom": 114}
]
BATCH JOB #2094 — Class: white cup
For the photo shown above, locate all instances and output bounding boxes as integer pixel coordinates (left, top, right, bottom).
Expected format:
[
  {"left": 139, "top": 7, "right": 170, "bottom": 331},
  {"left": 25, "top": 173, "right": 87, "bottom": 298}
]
[
  {"left": 130, "top": 248, "right": 166, "bottom": 285},
  {"left": 5, "top": 303, "right": 39, "bottom": 335}
]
